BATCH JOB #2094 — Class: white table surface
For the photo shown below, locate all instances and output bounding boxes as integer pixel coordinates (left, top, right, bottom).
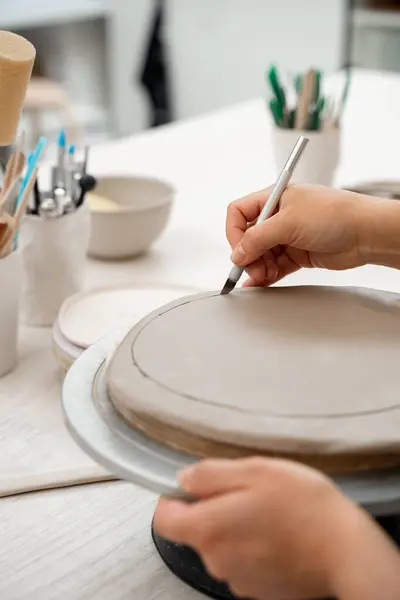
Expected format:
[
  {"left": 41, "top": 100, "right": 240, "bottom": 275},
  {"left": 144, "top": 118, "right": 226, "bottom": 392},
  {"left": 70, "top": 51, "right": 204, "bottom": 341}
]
[{"left": 2, "top": 68, "right": 400, "bottom": 599}]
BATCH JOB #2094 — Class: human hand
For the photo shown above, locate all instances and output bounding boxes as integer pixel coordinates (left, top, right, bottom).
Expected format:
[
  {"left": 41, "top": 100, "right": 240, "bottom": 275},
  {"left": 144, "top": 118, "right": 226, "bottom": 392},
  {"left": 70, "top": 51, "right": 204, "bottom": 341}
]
[
  {"left": 226, "top": 185, "right": 369, "bottom": 287},
  {"left": 154, "top": 457, "right": 369, "bottom": 600}
]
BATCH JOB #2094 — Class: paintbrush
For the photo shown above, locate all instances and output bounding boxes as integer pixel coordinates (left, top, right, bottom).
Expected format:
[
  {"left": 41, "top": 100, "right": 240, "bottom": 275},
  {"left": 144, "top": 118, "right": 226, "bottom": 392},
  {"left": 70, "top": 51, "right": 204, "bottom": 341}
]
[
  {"left": 220, "top": 136, "right": 309, "bottom": 295},
  {"left": 6, "top": 131, "right": 25, "bottom": 190},
  {"left": 2, "top": 150, "right": 24, "bottom": 199},
  {"left": 0, "top": 177, "right": 20, "bottom": 216},
  {"left": 0, "top": 213, "right": 16, "bottom": 257},
  {"left": 14, "top": 166, "right": 39, "bottom": 229},
  {"left": 1, "top": 132, "right": 25, "bottom": 199},
  {"left": 0, "top": 166, "right": 39, "bottom": 257}
]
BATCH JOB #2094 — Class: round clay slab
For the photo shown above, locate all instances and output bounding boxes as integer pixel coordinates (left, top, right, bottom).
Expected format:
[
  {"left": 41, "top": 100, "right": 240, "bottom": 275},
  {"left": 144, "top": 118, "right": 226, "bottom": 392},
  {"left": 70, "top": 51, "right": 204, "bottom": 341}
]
[
  {"left": 62, "top": 328, "right": 400, "bottom": 514},
  {"left": 107, "top": 286, "right": 400, "bottom": 457},
  {"left": 59, "top": 282, "right": 199, "bottom": 349}
]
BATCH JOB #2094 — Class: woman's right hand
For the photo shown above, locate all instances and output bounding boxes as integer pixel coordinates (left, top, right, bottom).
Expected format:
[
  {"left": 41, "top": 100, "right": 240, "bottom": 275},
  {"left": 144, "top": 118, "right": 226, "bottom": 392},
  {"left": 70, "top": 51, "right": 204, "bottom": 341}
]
[{"left": 226, "top": 184, "right": 394, "bottom": 287}]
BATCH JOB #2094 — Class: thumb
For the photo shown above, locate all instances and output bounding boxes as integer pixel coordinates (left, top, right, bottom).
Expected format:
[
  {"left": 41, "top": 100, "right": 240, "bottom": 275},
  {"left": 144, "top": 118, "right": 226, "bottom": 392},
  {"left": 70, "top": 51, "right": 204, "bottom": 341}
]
[{"left": 231, "top": 213, "right": 290, "bottom": 266}]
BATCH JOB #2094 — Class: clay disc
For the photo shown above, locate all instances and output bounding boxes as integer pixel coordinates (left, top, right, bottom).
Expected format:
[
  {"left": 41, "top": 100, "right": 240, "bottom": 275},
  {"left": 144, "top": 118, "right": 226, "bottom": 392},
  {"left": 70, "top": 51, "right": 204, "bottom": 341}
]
[{"left": 106, "top": 286, "right": 400, "bottom": 470}]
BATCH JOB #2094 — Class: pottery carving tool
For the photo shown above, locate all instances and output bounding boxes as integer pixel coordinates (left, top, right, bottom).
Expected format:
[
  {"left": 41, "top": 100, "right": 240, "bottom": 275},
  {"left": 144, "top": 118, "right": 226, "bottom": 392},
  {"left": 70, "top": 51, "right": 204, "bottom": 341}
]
[
  {"left": 2, "top": 135, "right": 25, "bottom": 197},
  {"left": 18, "top": 137, "right": 46, "bottom": 205},
  {"left": 0, "top": 177, "right": 20, "bottom": 216},
  {"left": 221, "top": 135, "right": 309, "bottom": 295},
  {"left": 76, "top": 173, "right": 97, "bottom": 208},
  {"left": 26, "top": 131, "right": 97, "bottom": 217},
  {"left": 334, "top": 67, "right": 351, "bottom": 127},
  {"left": 294, "top": 69, "right": 316, "bottom": 130},
  {"left": 0, "top": 166, "right": 38, "bottom": 257},
  {"left": 266, "top": 65, "right": 351, "bottom": 131},
  {"left": 2, "top": 149, "right": 25, "bottom": 194},
  {"left": 267, "top": 65, "right": 288, "bottom": 128},
  {"left": 14, "top": 165, "right": 39, "bottom": 228},
  {"left": 0, "top": 212, "right": 16, "bottom": 257},
  {"left": 0, "top": 132, "right": 25, "bottom": 213}
]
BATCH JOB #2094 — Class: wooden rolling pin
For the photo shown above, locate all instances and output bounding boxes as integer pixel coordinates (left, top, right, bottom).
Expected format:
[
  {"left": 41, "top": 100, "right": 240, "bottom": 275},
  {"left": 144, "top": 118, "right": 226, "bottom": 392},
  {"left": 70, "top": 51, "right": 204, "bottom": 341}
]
[{"left": 0, "top": 31, "right": 35, "bottom": 146}]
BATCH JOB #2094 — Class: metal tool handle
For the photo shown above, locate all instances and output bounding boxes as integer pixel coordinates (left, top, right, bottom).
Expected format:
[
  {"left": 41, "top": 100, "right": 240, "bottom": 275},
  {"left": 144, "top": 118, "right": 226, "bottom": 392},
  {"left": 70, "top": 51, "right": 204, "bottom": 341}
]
[{"left": 227, "top": 136, "right": 309, "bottom": 286}]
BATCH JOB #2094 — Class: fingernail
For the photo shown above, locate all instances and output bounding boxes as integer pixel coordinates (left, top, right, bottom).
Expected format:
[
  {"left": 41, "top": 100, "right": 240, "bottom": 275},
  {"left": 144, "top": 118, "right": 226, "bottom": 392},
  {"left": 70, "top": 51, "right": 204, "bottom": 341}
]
[
  {"left": 178, "top": 465, "right": 195, "bottom": 487},
  {"left": 231, "top": 244, "right": 246, "bottom": 265}
]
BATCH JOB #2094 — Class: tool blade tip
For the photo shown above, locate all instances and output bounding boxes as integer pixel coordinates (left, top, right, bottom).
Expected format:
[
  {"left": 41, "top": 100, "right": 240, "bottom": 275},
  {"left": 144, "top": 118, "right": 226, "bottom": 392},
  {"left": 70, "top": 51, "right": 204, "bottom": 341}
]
[{"left": 220, "top": 278, "right": 235, "bottom": 295}]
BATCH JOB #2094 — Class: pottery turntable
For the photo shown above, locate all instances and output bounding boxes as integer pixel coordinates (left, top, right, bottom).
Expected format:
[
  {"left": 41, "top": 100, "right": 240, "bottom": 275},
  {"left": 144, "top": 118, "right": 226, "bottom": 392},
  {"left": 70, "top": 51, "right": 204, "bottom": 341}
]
[{"left": 62, "top": 286, "right": 400, "bottom": 600}]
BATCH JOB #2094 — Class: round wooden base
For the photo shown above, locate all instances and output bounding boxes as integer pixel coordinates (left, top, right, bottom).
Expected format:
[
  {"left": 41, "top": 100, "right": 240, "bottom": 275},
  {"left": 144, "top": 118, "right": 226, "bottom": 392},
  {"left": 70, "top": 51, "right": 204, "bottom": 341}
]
[{"left": 117, "top": 407, "right": 400, "bottom": 475}]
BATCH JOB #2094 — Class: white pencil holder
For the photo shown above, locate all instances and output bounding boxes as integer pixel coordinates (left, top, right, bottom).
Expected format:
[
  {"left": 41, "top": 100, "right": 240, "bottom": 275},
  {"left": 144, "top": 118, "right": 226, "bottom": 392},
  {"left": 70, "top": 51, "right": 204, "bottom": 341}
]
[
  {"left": 0, "top": 250, "right": 21, "bottom": 377},
  {"left": 272, "top": 127, "right": 341, "bottom": 186},
  {"left": 18, "top": 204, "right": 91, "bottom": 327}
]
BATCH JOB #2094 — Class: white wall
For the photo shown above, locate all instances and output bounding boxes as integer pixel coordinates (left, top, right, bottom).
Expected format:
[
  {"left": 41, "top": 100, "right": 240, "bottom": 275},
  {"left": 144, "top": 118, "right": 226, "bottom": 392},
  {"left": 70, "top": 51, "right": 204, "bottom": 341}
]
[
  {"left": 1, "top": 0, "right": 154, "bottom": 137},
  {"left": 106, "top": 0, "right": 153, "bottom": 136},
  {"left": 165, "top": 0, "right": 349, "bottom": 120}
]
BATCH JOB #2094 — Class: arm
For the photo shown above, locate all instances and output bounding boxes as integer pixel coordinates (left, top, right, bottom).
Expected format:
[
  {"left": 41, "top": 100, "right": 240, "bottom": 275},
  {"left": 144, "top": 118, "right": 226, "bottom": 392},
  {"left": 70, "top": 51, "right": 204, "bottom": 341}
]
[{"left": 358, "top": 196, "right": 400, "bottom": 271}]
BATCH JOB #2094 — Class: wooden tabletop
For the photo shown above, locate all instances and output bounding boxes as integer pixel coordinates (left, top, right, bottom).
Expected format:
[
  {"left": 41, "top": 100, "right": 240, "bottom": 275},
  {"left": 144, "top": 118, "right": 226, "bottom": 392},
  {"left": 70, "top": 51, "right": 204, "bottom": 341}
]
[
  {"left": 0, "top": 482, "right": 202, "bottom": 600},
  {"left": 2, "top": 69, "right": 400, "bottom": 599}
]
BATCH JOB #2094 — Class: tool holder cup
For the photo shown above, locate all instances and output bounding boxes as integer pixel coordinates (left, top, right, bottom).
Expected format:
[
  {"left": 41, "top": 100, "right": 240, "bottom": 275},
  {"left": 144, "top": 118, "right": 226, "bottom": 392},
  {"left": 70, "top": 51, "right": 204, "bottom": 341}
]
[
  {"left": 18, "top": 203, "right": 91, "bottom": 326},
  {"left": 0, "top": 250, "right": 22, "bottom": 377},
  {"left": 272, "top": 126, "right": 341, "bottom": 186}
]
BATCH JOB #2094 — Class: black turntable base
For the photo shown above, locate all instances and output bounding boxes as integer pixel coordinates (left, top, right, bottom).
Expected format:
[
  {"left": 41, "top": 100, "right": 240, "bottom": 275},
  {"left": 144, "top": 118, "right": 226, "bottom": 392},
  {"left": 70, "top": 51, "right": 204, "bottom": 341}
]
[{"left": 152, "top": 515, "right": 400, "bottom": 600}]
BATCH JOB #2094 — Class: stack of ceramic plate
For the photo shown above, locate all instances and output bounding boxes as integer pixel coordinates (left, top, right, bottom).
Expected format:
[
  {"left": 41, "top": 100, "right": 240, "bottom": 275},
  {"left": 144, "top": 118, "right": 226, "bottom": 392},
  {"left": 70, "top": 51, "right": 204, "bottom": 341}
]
[{"left": 52, "top": 282, "right": 199, "bottom": 377}]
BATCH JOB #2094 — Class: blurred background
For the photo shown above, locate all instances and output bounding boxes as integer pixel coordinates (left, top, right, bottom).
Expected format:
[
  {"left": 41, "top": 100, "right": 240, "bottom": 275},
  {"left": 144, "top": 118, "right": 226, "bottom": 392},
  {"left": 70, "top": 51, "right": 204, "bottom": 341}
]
[{"left": 4, "top": 0, "right": 400, "bottom": 150}]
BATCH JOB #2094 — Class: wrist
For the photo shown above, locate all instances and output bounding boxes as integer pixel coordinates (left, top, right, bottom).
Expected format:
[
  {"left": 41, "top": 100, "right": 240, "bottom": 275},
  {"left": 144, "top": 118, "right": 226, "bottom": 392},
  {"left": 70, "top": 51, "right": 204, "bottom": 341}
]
[
  {"left": 327, "top": 500, "right": 400, "bottom": 600},
  {"left": 356, "top": 195, "right": 400, "bottom": 268}
]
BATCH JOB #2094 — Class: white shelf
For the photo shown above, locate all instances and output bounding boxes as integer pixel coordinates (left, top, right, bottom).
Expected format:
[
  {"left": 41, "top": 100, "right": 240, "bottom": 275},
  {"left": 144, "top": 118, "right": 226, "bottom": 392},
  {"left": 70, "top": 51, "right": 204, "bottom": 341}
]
[
  {"left": 0, "top": 0, "right": 109, "bottom": 30},
  {"left": 353, "top": 8, "right": 400, "bottom": 30}
]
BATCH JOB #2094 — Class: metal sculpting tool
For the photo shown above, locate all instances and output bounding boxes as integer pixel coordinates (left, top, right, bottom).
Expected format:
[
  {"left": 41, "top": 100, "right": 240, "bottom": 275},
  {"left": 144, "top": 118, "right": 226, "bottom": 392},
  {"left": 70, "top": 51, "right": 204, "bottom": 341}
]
[{"left": 221, "top": 135, "right": 309, "bottom": 295}]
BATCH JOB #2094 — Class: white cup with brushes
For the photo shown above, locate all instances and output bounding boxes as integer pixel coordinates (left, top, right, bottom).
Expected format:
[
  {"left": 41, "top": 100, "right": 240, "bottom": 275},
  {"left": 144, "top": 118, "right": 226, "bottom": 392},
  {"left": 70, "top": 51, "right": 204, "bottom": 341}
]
[
  {"left": 267, "top": 66, "right": 350, "bottom": 186},
  {"left": 19, "top": 203, "right": 91, "bottom": 327},
  {"left": 0, "top": 143, "right": 38, "bottom": 376},
  {"left": 0, "top": 248, "right": 21, "bottom": 378}
]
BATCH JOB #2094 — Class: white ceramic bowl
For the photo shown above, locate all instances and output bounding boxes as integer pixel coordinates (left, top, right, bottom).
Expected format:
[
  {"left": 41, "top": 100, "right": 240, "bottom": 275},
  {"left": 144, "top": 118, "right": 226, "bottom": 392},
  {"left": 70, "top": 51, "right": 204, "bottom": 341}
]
[{"left": 88, "top": 176, "right": 175, "bottom": 259}]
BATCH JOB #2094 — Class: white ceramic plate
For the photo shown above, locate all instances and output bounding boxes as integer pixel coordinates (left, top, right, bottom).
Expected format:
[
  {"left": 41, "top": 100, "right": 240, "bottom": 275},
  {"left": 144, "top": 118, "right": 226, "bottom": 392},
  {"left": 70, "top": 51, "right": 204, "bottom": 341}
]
[
  {"left": 59, "top": 282, "right": 200, "bottom": 349},
  {"left": 62, "top": 329, "right": 400, "bottom": 513},
  {"left": 52, "top": 318, "right": 83, "bottom": 365}
]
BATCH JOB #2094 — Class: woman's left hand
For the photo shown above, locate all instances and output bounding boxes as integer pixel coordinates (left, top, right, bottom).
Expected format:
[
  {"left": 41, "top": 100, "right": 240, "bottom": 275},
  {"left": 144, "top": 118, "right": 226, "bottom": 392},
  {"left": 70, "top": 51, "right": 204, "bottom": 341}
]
[{"left": 154, "top": 457, "right": 360, "bottom": 600}]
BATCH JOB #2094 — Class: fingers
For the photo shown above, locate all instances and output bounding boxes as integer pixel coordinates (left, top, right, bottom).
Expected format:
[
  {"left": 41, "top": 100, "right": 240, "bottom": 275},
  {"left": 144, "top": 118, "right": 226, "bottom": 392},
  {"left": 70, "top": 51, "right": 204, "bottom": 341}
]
[
  {"left": 226, "top": 189, "right": 270, "bottom": 249},
  {"left": 178, "top": 458, "right": 252, "bottom": 498},
  {"left": 153, "top": 497, "right": 194, "bottom": 544},
  {"left": 231, "top": 213, "right": 290, "bottom": 267},
  {"left": 154, "top": 491, "right": 271, "bottom": 591},
  {"left": 155, "top": 457, "right": 316, "bottom": 548},
  {"left": 154, "top": 490, "right": 249, "bottom": 554},
  {"left": 242, "top": 248, "right": 300, "bottom": 288},
  {"left": 245, "top": 258, "right": 268, "bottom": 286}
]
